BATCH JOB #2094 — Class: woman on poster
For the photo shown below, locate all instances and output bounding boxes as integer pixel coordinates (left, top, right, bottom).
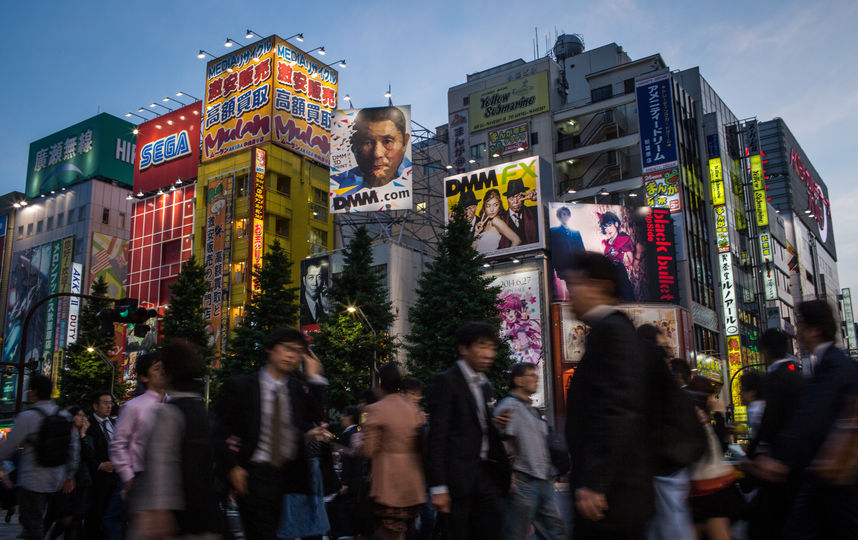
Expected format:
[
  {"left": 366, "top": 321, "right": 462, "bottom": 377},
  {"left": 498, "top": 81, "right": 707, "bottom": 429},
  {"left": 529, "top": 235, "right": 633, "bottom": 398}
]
[
  {"left": 473, "top": 189, "right": 521, "bottom": 252},
  {"left": 599, "top": 211, "right": 638, "bottom": 301}
]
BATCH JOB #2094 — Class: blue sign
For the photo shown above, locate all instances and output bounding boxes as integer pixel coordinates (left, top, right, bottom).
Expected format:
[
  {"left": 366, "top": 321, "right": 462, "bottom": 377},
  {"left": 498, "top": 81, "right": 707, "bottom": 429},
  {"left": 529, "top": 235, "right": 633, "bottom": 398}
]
[
  {"left": 139, "top": 130, "right": 191, "bottom": 169},
  {"left": 0, "top": 215, "right": 6, "bottom": 238},
  {"left": 636, "top": 73, "right": 678, "bottom": 173}
]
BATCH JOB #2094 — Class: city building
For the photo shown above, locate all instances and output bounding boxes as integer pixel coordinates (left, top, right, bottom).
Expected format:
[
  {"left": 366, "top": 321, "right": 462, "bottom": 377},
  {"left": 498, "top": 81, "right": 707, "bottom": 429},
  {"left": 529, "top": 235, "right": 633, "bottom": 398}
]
[{"left": 0, "top": 191, "right": 25, "bottom": 337}]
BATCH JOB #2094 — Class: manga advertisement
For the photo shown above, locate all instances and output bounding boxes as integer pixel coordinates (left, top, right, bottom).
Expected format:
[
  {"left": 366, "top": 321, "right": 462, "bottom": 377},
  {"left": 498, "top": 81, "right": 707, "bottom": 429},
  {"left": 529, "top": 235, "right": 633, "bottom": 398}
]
[{"left": 329, "top": 106, "right": 413, "bottom": 213}]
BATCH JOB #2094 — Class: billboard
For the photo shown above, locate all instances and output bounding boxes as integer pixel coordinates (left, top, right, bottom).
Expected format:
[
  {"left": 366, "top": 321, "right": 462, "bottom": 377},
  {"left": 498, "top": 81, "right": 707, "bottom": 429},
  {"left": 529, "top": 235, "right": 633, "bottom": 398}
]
[
  {"left": 66, "top": 263, "right": 83, "bottom": 345},
  {"left": 203, "top": 36, "right": 338, "bottom": 164},
  {"left": 250, "top": 148, "right": 266, "bottom": 293},
  {"left": 488, "top": 122, "right": 529, "bottom": 157},
  {"left": 547, "top": 203, "right": 678, "bottom": 303},
  {"left": 643, "top": 166, "right": 681, "bottom": 213},
  {"left": 134, "top": 102, "right": 202, "bottom": 192},
  {"left": 469, "top": 72, "right": 549, "bottom": 132},
  {"left": 489, "top": 269, "right": 545, "bottom": 407},
  {"left": 3, "top": 244, "right": 54, "bottom": 368},
  {"left": 635, "top": 73, "right": 678, "bottom": 173},
  {"left": 329, "top": 106, "right": 412, "bottom": 213},
  {"left": 759, "top": 232, "right": 777, "bottom": 301},
  {"left": 26, "top": 113, "right": 136, "bottom": 198},
  {"left": 90, "top": 233, "right": 128, "bottom": 299},
  {"left": 444, "top": 157, "right": 544, "bottom": 258},
  {"left": 203, "top": 175, "right": 234, "bottom": 355},
  {"left": 299, "top": 255, "right": 332, "bottom": 332}
]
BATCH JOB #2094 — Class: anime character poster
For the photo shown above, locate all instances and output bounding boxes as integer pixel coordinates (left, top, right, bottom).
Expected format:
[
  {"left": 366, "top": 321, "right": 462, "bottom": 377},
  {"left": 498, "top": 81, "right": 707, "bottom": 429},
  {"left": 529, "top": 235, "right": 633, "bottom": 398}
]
[{"left": 489, "top": 269, "right": 545, "bottom": 407}]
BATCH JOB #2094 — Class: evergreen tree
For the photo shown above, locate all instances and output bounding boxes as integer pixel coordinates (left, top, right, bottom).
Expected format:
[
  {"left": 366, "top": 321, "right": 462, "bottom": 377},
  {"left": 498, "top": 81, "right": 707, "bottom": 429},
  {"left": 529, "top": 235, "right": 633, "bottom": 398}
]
[
  {"left": 59, "top": 276, "right": 129, "bottom": 406},
  {"left": 162, "top": 255, "right": 214, "bottom": 364},
  {"left": 214, "top": 239, "right": 299, "bottom": 391},
  {"left": 406, "top": 204, "right": 513, "bottom": 397},
  {"left": 312, "top": 226, "right": 396, "bottom": 411}
]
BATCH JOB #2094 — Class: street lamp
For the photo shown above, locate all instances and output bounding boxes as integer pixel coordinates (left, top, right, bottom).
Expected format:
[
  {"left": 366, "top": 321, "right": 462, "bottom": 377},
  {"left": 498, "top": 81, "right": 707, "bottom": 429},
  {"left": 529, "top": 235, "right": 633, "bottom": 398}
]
[
  {"left": 176, "top": 91, "right": 200, "bottom": 101},
  {"left": 86, "top": 347, "right": 116, "bottom": 400},
  {"left": 224, "top": 37, "right": 245, "bottom": 48}
]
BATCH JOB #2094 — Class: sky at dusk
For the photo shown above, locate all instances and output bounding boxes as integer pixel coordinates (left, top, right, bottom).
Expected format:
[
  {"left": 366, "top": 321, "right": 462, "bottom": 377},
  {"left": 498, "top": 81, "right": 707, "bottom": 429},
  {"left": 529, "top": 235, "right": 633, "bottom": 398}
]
[{"left": 2, "top": 0, "right": 857, "bottom": 290}]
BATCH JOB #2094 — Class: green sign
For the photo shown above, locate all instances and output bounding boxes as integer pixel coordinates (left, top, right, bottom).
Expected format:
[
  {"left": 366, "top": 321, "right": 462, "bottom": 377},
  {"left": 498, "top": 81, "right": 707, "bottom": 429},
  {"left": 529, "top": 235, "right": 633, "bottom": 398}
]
[
  {"left": 26, "top": 113, "right": 137, "bottom": 198},
  {"left": 469, "top": 71, "right": 549, "bottom": 132}
]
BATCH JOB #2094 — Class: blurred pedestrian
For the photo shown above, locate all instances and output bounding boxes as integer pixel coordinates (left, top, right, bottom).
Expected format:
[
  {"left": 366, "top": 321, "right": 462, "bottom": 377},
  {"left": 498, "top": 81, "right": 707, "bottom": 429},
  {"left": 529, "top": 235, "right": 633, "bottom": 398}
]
[
  {"left": 276, "top": 433, "right": 334, "bottom": 539},
  {"left": 495, "top": 362, "right": 566, "bottom": 540},
  {"left": 214, "top": 327, "right": 330, "bottom": 540},
  {"left": 46, "top": 406, "right": 95, "bottom": 540},
  {"left": 361, "top": 363, "right": 426, "bottom": 540},
  {"left": 754, "top": 300, "right": 858, "bottom": 538},
  {"left": 426, "top": 321, "right": 510, "bottom": 540},
  {"left": 400, "top": 377, "right": 435, "bottom": 540},
  {"left": 106, "top": 352, "right": 167, "bottom": 539},
  {"left": 0, "top": 374, "right": 77, "bottom": 540},
  {"left": 739, "top": 372, "right": 765, "bottom": 439},
  {"left": 85, "top": 390, "right": 118, "bottom": 539},
  {"left": 131, "top": 339, "right": 223, "bottom": 539},
  {"left": 562, "top": 252, "right": 652, "bottom": 539},
  {"left": 327, "top": 406, "right": 364, "bottom": 539}
]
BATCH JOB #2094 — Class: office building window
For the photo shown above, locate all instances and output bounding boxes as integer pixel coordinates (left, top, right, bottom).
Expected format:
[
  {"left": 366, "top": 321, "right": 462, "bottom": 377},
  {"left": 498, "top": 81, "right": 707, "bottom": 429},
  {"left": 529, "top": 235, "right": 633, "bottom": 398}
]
[
  {"left": 624, "top": 78, "right": 635, "bottom": 94},
  {"left": 235, "top": 171, "right": 249, "bottom": 198},
  {"left": 17, "top": 226, "right": 23, "bottom": 240},
  {"left": 275, "top": 216, "right": 290, "bottom": 239},
  {"left": 591, "top": 85, "right": 613, "bottom": 103},
  {"left": 470, "top": 143, "right": 486, "bottom": 161},
  {"left": 235, "top": 218, "right": 248, "bottom": 238},
  {"left": 57, "top": 212, "right": 64, "bottom": 228},
  {"left": 79, "top": 205, "right": 88, "bottom": 222},
  {"left": 26, "top": 223, "right": 33, "bottom": 236},
  {"left": 102, "top": 208, "right": 110, "bottom": 225},
  {"left": 119, "top": 212, "right": 126, "bottom": 229},
  {"left": 274, "top": 174, "right": 291, "bottom": 195},
  {"left": 36, "top": 220, "right": 43, "bottom": 233},
  {"left": 47, "top": 216, "right": 53, "bottom": 230},
  {"left": 309, "top": 227, "right": 327, "bottom": 250}
]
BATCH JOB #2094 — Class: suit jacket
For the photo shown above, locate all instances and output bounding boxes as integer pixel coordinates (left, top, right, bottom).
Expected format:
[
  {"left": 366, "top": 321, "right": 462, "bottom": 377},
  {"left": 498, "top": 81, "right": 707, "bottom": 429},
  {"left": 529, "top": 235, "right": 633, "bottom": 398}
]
[
  {"left": 749, "top": 360, "right": 804, "bottom": 457},
  {"left": 499, "top": 205, "right": 538, "bottom": 248},
  {"left": 86, "top": 415, "right": 119, "bottom": 505},
  {"left": 214, "top": 370, "right": 325, "bottom": 494},
  {"left": 774, "top": 345, "right": 858, "bottom": 471},
  {"left": 427, "top": 364, "right": 510, "bottom": 498},
  {"left": 565, "top": 310, "right": 653, "bottom": 530},
  {"left": 549, "top": 225, "right": 585, "bottom": 279}
]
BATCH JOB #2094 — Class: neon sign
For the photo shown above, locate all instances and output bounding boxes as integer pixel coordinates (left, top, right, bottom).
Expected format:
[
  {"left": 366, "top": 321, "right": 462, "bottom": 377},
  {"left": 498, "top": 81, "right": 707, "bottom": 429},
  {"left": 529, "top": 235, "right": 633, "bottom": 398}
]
[
  {"left": 139, "top": 130, "right": 191, "bottom": 170},
  {"left": 791, "top": 148, "right": 831, "bottom": 242}
]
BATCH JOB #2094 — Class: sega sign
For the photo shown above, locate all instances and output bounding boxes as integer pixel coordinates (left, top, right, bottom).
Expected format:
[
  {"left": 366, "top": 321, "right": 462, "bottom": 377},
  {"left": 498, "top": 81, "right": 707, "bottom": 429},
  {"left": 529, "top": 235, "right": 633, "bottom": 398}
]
[
  {"left": 140, "top": 131, "right": 192, "bottom": 169},
  {"left": 133, "top": 102, "right": 202, "bottom": 193}
]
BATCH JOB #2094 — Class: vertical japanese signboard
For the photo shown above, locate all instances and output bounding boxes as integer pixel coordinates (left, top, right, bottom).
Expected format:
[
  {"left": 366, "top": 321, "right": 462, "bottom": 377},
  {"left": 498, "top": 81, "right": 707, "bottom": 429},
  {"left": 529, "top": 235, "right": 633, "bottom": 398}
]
[
  {"left": 250, "top": 149, "right": 266, "bottom": 294},
  {"left": 727, "top": 335, "right": 745, "bottom": 417},
  {"left": 42, "top": 240, "right": 63, "bottom": 373},
  {"left": 719, "top": 253, "right": 739, "bottom": 336},
  {"left": 759, "top": 232, "right": 777, "bottom": 301},
  {"left": 636, "top": 73, "right": 678, "bottom": 172},
  {"left": 750, "top": 154, "right": 768, "bottom": 227},
  {"left": 203, "top": 175, "right": 233, "bottom": 356},
  {"left": 714, "top": 205, "right": 730, "bottom": 253},
  {"left": 448, "top": 111, "right": 470, "bottom": 174},
  {"left": 842, "top": 288, "right": 857, "bottom": 357},
  {"left": 66, "top": 263, "right": 83, "bottom": 345}
]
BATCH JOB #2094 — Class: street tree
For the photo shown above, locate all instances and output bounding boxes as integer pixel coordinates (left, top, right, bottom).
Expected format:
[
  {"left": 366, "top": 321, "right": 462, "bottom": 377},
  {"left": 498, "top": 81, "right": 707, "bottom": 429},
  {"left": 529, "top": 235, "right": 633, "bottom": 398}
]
[{"left": 162, "top": 255, "right": 214, "bottom": 364}]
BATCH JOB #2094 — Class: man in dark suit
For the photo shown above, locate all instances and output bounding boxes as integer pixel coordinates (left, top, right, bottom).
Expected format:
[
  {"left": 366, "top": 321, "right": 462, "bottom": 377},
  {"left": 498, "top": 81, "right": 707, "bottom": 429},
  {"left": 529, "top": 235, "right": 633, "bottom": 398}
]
[
  {"left": 499, "top": 179, "right": 538, "bottom": 247},
  {"left": 563, "top": 252, "right": 653, "bottom": 539},
  {"left": 299, "top": 260, "right": 330, "bottom": 327},
  {"left": 427, "top": 321, "right": 510, "bottom": 540},
  {"left": 549, "top": 205, "right": 585, "bottom": 284},
  {"left": 755, "top": 300, "right": 858, "bottom": 539},
  {"left": 85, "top": 390, "right": 118, "bottom": 540},
  {"left": 214, "top": 327, "right": 330, "bottom": 540}
]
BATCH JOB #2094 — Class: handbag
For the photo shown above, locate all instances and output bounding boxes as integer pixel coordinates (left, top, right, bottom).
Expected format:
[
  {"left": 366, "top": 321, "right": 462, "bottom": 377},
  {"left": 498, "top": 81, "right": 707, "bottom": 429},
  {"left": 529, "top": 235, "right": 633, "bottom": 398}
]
[{"left": 809, "top": 395, "right": 858, "bottom": 486}]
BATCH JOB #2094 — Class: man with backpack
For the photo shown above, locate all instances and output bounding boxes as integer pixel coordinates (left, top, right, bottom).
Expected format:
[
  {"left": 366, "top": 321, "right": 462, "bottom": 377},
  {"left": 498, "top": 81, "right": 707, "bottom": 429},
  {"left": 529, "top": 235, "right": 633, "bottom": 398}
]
[{"left": 0, "top": 374, "right": 78, "bottom": 540}]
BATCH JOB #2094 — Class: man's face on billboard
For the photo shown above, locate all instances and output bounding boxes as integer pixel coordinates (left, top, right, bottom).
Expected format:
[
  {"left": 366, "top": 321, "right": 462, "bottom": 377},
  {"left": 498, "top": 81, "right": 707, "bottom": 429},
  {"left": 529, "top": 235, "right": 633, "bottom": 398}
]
[
  {"left": 465, "top": 204, "right": 477, "bottom": 222},
  {"left": 508, "top": 193, "right": 524, "bottom": 213},
  {"left": 353, "top": 120, "right": 409, "bottom": 187},
  {"left": 304, "top": 264, "right": 323, "bottom": 298}
]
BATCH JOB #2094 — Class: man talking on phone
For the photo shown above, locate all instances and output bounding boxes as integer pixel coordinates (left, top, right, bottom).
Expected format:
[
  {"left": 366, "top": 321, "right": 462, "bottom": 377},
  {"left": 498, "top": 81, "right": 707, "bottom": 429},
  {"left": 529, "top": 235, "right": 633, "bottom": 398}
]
[{"left": 214, "top": 327, "right": 331, "bottom": 540}]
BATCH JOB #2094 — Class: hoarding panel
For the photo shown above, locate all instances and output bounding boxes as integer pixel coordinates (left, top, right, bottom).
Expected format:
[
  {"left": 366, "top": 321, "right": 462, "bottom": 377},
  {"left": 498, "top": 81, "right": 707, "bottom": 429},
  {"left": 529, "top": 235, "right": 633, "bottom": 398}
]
[
  {"left": 330, "top": 106, "right": 413, "bottom": 213},
  {"left": 299, "top": 255, "right": 332, "bottom": 332},
  {"left": 469, "top": 72, "right": 549, "bottom": 132},
  {"left": 636, "top": 73, "right": 678, "bottom": 173},
  {"left": 134, "top": 102, "right": 202, "bottom": 192},
  {"left": 488, "top": 122, "right": 529, "bottom": 157},
  {"left": 90, "top": 233, "right": 128, "bottom": 299}
]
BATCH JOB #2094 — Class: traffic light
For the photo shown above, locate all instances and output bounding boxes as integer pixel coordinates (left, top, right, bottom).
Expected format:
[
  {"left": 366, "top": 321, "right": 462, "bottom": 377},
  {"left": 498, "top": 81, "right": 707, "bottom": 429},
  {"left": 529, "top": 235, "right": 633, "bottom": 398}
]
[
  {"left": 95, "top": 299, "right": 157, "bottom": 338},
  {"left": 97, "top": 308, "right": 117, "bottom": 337}
]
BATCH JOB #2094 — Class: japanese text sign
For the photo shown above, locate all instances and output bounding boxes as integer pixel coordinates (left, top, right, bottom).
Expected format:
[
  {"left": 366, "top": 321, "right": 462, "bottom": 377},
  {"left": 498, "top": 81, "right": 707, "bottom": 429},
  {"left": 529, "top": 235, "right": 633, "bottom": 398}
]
[
  {"left": 719, "top": 252, "right": 739, "bottom": 336},
  {"left": 469, "top": 72, "right": 549, "bottom": 132},
  {"left": 636, "top": 73, "right": 678, "bottom": 173},
  {"left": 488, "top": 122, "right": 529, "bottom": 157},
  {"left": 643, "top": 167, "right": 681, "bottom": 213}
]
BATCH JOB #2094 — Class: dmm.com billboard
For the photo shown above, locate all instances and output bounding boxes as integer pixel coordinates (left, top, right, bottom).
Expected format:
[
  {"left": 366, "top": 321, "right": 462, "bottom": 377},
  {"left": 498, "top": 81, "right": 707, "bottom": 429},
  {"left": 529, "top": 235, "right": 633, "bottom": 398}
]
[{"left": 134, "top": 102, "right": 202, "bottom": 192}]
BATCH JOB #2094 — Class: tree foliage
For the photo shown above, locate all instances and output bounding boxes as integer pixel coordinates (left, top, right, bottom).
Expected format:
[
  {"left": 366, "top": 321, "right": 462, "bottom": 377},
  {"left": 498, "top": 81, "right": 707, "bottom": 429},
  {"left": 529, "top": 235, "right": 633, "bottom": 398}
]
[
  {"left": 405, "top": 204, "right": 513, "bottom": 397},
  {"left": 162, "top": 255, "right": 214, "bottom": 364}
]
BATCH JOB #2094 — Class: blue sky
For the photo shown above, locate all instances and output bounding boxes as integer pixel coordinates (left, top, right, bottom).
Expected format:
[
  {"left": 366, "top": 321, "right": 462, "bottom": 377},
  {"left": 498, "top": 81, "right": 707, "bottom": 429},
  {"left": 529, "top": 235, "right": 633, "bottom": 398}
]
[{"left": 2, "top": 0, "right": 858, "bottom": 291}]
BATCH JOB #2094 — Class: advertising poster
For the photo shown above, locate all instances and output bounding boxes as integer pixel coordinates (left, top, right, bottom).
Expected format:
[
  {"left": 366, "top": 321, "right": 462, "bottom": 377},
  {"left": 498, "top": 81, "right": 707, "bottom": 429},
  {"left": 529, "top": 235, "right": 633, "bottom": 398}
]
[
  {"left": 203, "top": 175, "right": 234, "bottom": 356},
  {"left": 718, "top": 253, "right": 739, "bottom": 336},
  {"left": 489, "top": 270, "right": 545, "bottom": 407},
  {"left": 329, "top": 106, "right": 413, "bottom": 213},
  {"left": 0, "top": 216, "right": 6, "bottom": 280},
  {"left": 448, "top": 111, "right": 469, "bottom": 173},
  {"left": 250, "top": 149, "right": 266, "bottom": 294},
  {"left": 26, "top": 113, "right": 136, "bottom": 198},
  {"left": 66, "top": 263, "right": 83, "bottom": 345},
  {"left": 488, "top": 122, "right": 529, "bottom": 157},
  {"left": 2, "top": 245, "right": 53, "bottom": 370},
  {"left": 547, "top": 203, "right": 678, "bottom": 303},
  {"left": 694, "top": 353, "right": 723, "bottom": 384},
  {"left": 134, "top": 102, "right": 201, "bottom": 193},
  {"left": 299, "top": 255, "right": 332, "bottom": 332},
  {"left": 444, "top": 156, "right": 544, "bottom": 258},
  {"left": 42, "top": 240, "right": 62, "bottom": 373},
  {"left": 90, "top": 233, "right": 128, "bottom": 299},
  {"left": 469, "top": 72, "right": 549, "bottom": 132},
  {"left": 643, "top": 166, "right": 681, "bottom": 213},
  {"left": 635, "top": 73, "right": 678, "bottom": 173}
]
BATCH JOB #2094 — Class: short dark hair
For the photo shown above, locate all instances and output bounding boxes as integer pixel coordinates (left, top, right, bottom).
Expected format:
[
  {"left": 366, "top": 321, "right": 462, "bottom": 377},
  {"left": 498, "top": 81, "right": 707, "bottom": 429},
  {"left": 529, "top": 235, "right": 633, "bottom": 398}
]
[
  {"left": 760, "top": 328, "right": 789, "bottom": 361},
  {"left": 797, "top": 300, "right": 838, "bottom": 343},
  {"left": 342, "top": 406, "right": 360, "bottom": 423},
  {"left": 509, "top": 362, "right": 537, "bottom": 389},
  {"left": 67, "top": 405, "right": 84, "bottom": 418},
  {"left": 401, "top": 376, "right": 423, "bottom": 393},
  {"left": 740, "top": 371, "right": 763, "bottom": 394},
  {"left": 91, "top": 390, "right": 112, "bottom": 407},
  {"left": 565, "top": 251, "right": 620, "bottom": 299},
  {"left": 263, "top": 327, "right": 307, "bottom": 353},
  {"left": 670, "top": 359, "right": 692, "bottom": 385},
  {"left": 135, "top": 352, "right": 161, "bottom": 383},
  {"left": 556, "top": 206, "right": 571, "bottom": 220},
  {"left": 353, "top": 106, "right": 408, "bottom": 139},
  {"left": 599, "top": 211, "right": 621, "bottom": 233},
  {"left": 637, "top": 323, "right": 662, "bottom": 345},
  {"left": 28, "top": 374, "right": 52, "bottom": 401},
  {"left": 455, "top": 321, "right": 499, "bottom": 349},
  {"left": 378, "top": 362, "right": 403, "bottom": 395},
  {"left": 161, "top": 339, "right": 205, "bottom": 392}
]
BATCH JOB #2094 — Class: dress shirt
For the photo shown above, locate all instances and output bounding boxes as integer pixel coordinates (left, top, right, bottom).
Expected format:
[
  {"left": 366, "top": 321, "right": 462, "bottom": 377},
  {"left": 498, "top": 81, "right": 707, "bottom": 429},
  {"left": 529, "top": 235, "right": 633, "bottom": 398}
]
[
  {"left": 251, "top": 369, "right": 298, "bottom": 465},
  {"left": 94, "top": 414, "right": 114, "bottom": 443},
  {"left": 810, "top": 342, "right": 833, "bottom": 373},
  {"left": 511, "top": 211, "right": 521, "bottom": 228},
  {"left": 457, "top": 359, "right": 489, "bottom": 460},
  {"left": 495, "top": 393, "right": 553, "bottom": 479},
  {"left": 109, "top": 389, "right": 164, "bottom": 482}
]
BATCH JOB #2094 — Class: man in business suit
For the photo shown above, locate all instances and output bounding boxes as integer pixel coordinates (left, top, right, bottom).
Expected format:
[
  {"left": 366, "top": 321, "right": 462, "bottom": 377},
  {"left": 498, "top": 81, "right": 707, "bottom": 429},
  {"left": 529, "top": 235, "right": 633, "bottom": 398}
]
[
  {"left": 85, "top": 390, "right": 118, "bottom": 540},
  {"left": 746, "top": 328, "right": 804, "bottom": 540},
  {"left": 754, "top": 300, "right": 858, "bottom": 539},
  {"left": 549, "top": 206, "right": 585, "bottom": 285},
  {"left": 499, "top": 179, "right": 538, "bottom": 247},
  {"left": 563, "top": 252, "right": 653, "bottom": 540},
  {"left": 215, "top": 327, "right": 331, "bottom": 540},
  {"left": 427, "top": 321, "right": 510, "bottom": 540}
]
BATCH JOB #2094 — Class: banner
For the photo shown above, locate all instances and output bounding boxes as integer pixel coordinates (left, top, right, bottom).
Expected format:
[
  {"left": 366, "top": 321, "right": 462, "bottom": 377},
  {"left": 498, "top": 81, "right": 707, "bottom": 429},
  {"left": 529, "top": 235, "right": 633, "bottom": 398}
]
[
  {"left": 714, "top": 205, "right": 730, "bottom": 253},
  {"left": 759, "top": 232, "right": 777, "bottom": 301},
  {"left": 444, "top": 156, "right": 544, "bottom": 258},
  {"left": 135, "top": 102, "right": 201, "bottom": 192},
  {"left": 636, "top": 73, "right": 678, "bottom": 173},
  {"left": 203, "top": 175, "right": 234, "bottom": 356},
  {"left": 488, "top": 122, "right": 529, "bottom": 157},
  {"left": 719, "top": 253, "right": 739, "bottom": 336},
  {"left": 329, "top": 106, "right": 413, "bottom": 213},
  {"left": 727, "top": 335, "right": 745, "bottom": 417},
  {"left": 90, "top": 233, "right": 128, "bottom": 299},
  {"left": 448, "top": 111, "right": 470, "bottom": 173},
  {"left": 469, "top": 72, "right": 549, "bottom": 132},
  {"left": 643, "top": 166, "right": 681, "bottom": 213},
  {"left": 489, "top": 270, "right": 545, "bottom": 407},
  {"left": 66, "top": 263, "right": 83, "bottom": 345},
  {"left": 42, "top": 240, "right": 63, "bottom": 373},
  {"left": 250, "top": 148, "right": 266, "bottom": 293},
  {"left": 299, "top": 255, "right": 332, "bottom": 332}
]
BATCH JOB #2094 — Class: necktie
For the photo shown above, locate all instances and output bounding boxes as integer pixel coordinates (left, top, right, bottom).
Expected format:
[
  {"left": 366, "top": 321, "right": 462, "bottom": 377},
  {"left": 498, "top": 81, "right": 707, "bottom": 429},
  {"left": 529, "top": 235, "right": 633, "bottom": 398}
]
[
  {"left": 102, "top": 419, "right": 113, "bottom": 443},
  {"left": 315, "top": 298, "right": 324, "bottom": 320},
  {"left": 271, "top": 389, "right": 282, "bottom": 466},
  {"left": 513, "top": 213, "right": 520, "bottom": 227}
]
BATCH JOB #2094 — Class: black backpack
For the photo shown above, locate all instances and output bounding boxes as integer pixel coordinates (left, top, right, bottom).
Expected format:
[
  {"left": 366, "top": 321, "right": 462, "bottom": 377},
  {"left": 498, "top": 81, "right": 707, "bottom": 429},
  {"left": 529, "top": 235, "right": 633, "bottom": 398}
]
[{"left": 30, "top": 408, "right": 72, "bottom": 468}]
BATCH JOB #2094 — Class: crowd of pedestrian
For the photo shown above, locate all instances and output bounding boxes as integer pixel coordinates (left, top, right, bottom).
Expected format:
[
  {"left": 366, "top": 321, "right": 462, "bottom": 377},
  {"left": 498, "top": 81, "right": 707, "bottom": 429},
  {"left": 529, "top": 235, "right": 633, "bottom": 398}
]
[{"left": 0, "top": 251, "right": 856, "bottom": 540}]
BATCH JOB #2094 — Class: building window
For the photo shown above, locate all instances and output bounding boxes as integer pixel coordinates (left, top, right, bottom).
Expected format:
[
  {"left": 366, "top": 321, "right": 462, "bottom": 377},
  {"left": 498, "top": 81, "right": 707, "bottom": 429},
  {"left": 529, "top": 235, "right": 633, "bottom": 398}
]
[
  {"left": 311, "top": 188, "right": 328, "bottom": 221},
  {"left": 26, "top": 223, "right": 33, "bottom": 237},
  {"left": 119, "top": 212, "right": 126, "bottom": 229},
  {"left": 309, "top": 227, "right": 327, "bottom": 251},
  {"left": 16, "top": 226, "right": 23, "bottom": 240},
  {"left": 470, "top": 143, "right": 486, "bottom": 161},
  {"left": 274, "top": 174, "right": 291, "bottom": 195},
  {"left": 463, "top": 96, "right": 469, "bottom": 106},
  {"left": 102, "top": 208, "right": 110, "bottom": 225},
  {"left": 79, "top": 205, "right": 88, "bottom": 222},
  {"left": 235, "top": 218, "right": 248, "bottom": 238},
  {"left": 234, "top": 262, "right": 246, "bottom": 283},
  {"left": 235, "top": 171, "right": 249, "bottom": 198},
  {"left": 36, "top": 220, "right": 43, "bottom": 233},
  {"left": 162, "top": 239, "right": 181, "bottom": 265},
  {"left": 46, "top": 216, "right": 53, "bottom": 230},
  {"left": 57, "top": 212, "right": 64, "bottom": 228},
  {"left": 530, "top": 132, "right": 539, "bottom": 145},
  {"left": 591, "top": 84, "right": 613, "bottom": 103},
  {"left": 274, "top": 216, "right": 290, "bottom": 239},
  {"left": 624, "top": 78, "right": 635, "bottom": 94}
]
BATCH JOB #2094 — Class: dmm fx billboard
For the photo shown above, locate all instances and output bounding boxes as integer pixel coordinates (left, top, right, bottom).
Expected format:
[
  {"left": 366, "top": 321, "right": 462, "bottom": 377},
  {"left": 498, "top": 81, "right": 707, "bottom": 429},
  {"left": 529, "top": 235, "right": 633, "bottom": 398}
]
[
  {"left": 329, "top": 106, "right": 413, "bottom": 213},
  {"left": 249, "top": 148, "right": 266, "bottom": 293},
  {"left": 134, "top": 102, "right": 202, "bottom": 193},
  {"left": 26, "top": 113, "right": 136, "bottom": 198},
  {"left": 203, "top": 36, "right": 338, "bottom": 164},
  {"left": 469, "top": 72, "right": 549, "bottom": 132},
  {"left": 444, "top": 157, "right": 544, "bottom": 258}
]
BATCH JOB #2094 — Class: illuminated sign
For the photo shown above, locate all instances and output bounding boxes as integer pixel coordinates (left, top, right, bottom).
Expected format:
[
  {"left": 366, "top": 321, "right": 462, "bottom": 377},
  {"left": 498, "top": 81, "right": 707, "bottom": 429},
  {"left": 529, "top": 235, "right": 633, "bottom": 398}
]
[
  {"left": 66, "top": 263, "right": 83, "bottom": 345},
  {"left": 750, "top": 154, "right": 768, "bottom": 227},
  {"left": 250, "top": 149, "right": 266, "bottom": 294},
  {"left": 643, "top": 167, "right": 681, "bottom": 213},
  {"left": 139, "top": 131, "right": 191, "bottom": 169},
  {"left": 488, "top": 122, "right": 529, "bottom": 157},
  {"left": 790, "top": 148, "right": 831, "bottom": 243},
  {"left": 469, "top": 72, "right": 549, "bottom": 132},
  {"left": 719, "top": 252, "right": 738, "bottom": 336},
  {"left": 134, "top": 102, "right": 202, "bottom": 192},
  {"left": 714, "top": 205, "right": 730, "bottom": 253},
  {"left": 709, "top": 158, "right": 725, "bottom": 205},
  {"left": 726, "top": 335, "right": 744, "bottom": 416},
  {"left": 695, "top": 354, "right": 723, "bottom": 383},
  {"left": 636, "top": 73, "right": 678, "bottom": 173},
  {"left": 759, "top": 232, "right": 777, "bottom": 301},
  {"left": 843, "top": 288, "right": 857, "bottom": 355},
  {"left": 645, "top": 208, "right": 679, "bottom": 302}
]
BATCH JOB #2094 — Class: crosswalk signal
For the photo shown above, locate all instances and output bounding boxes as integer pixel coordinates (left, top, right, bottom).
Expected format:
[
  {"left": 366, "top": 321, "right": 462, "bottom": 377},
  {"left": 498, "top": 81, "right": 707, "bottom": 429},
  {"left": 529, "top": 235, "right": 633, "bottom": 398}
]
[{"left": 95, "top": 299, "right": 157, "bottom": 337}]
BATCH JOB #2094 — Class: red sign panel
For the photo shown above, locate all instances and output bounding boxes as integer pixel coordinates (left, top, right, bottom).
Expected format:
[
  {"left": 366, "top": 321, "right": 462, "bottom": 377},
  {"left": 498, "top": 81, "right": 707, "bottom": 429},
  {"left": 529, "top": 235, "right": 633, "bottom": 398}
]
[{"left": 133, "top": 102, "right": 202, "bottom": 193}]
